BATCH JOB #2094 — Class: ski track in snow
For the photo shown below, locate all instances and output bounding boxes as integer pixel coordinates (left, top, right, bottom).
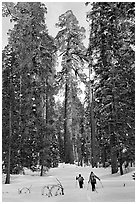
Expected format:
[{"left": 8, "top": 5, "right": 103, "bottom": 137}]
[{"left": 2, "top": 164, "right": 135, "bottom": 202}]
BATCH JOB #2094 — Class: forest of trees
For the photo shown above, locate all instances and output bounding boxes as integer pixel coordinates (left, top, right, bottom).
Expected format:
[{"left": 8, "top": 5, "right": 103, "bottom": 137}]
[{"left": 2, "top": 2, "right": 135, "bottom": 184}]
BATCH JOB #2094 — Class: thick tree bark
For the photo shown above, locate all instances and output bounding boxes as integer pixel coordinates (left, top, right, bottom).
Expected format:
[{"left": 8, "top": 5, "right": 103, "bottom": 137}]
[
  {"left": 40, "top": 163, "right": 43, "bottom": 177},
  {"left": 64, "top": 82, "right": 74, "bottom": 164},
  {"left": 5, "top": 66, "right": 13, "bottom": 184},
  {"left": 58, "top": 130, "right": 64, "bottom": 162},
  {"left": 5, "top": 99, "right": 12, "bottom": 184},
  {"left": 111, "top": 147, "right": 118, "bottom": 174},
  {"left": 109, "top": 123, "right": 118, "bottom": 174},
  {"left": 89, "top": 65, "right": 95, "bottom": 167},
  {"left": 119, "top": 152, "right": 124, "bottom": 175},
  {"left": 64, "top": 82, "right": 68, "bottom": 162},
  {"left": 40, "top": 78, "right": 48, "bottom": 176},
  {"left": 102, "top": 147, "right": 107, "bottom": 168},
  {"left": 5, "top": 146, "right": 11, "bottom": 184},
  {"left": 91, "top": 87, "right": 95, "bottom": 167}
]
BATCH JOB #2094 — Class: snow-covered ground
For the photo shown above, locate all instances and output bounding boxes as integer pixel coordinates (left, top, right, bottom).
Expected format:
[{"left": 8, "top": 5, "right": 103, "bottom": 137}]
[{"left": 2, "top": 164, "right": 135, "bottom": 202}]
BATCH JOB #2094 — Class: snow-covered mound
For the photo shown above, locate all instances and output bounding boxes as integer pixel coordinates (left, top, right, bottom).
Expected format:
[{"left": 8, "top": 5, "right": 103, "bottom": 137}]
[{"left": 2, "top": 164, "right": 135, "bottom": 202}]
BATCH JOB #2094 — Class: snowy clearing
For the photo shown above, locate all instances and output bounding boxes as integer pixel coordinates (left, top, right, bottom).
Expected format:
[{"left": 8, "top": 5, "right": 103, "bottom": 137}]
[{"left": 2, "top": 164, "right": 135, "bottom": 202}]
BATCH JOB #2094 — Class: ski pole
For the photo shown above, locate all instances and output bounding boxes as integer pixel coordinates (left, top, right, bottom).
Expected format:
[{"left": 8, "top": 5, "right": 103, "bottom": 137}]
[
  {"left": 95, "top": 188, "right": 98, "bottom": 193},
  {"left": 100, "top": 180, "right": 103, "bottom": 188},
  {"left": 75, "top": 180, "right": 78, "bottom": 188},
  {"left": 87, "top": 182, "right": 90, "bottom": 190}
]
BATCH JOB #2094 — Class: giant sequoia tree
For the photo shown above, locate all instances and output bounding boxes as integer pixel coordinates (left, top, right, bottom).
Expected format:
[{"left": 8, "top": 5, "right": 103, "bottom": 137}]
[
  {"left": 86, "top": 2, "right": 135, "bottom": 173},
  {"left": 55, "top": 10, "right": 87, "bottom": 164}
]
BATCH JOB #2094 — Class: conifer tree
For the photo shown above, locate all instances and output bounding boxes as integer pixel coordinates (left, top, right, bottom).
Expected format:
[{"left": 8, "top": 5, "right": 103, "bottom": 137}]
[
  {"left": 2, "top": 2, "right": 57, "bottom": 178},
  {"left": 86, "top": 2, "right": 135, "bottom": 173},
  {"left": 2, "top": 45, "right": 16, "bottom": 183},
  {"left": 55, "top": 10, "right": 86, "bottom": 163}
]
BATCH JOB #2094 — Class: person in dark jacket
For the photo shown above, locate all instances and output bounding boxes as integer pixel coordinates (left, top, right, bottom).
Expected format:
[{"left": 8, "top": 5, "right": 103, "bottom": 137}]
[
  {"left": 76, "top": 174, "right": 84, "bottom": 188},
  {"left": 88, "top": 171, "right": 100, "bottom": 191}
]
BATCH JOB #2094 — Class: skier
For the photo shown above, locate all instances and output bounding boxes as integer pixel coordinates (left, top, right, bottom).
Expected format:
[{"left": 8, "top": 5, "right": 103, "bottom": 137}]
[
  {"left": 88, "top": 171, "right": 100, "bottom": 191},
  {"left": 76, "top": 174, "right": 84, "bottom": 188}
]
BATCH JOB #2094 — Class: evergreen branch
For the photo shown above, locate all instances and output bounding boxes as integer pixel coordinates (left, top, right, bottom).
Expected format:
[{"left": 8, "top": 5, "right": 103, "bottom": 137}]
[{"left": 5, "top": 4, "right": 19, "bottom": 21}]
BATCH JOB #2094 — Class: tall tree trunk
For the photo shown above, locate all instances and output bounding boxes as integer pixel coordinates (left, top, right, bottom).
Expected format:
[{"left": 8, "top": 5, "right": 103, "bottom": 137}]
[
  {"left": 18, "top": 74, "right": 22, "bottom": 164},
  {"left": 40, "top": 79, "right": 48, "bottom": 176},
  {"left": 111, "top": 68, "right": 118, "bottom": 174},
  {"left": 89, "top": 66, "right": 95, "bottom": 167},
  {"left": 64, "top": 82, "right": 74, "bottom": 164},
  {"left": 5, "top": 96, "right": 12, "bottom": 184},
  {"left": 64, "top": 82, "right": 68, "bottom": 163},
  {"left": 40, "top": 162, "right": 44, "bottom": 177},
  {"left": 102, "top": 147, "right": 107, "bottom": 168},
  {"left": 5, "top": 146, "right": 11, "bottom": 184},
  {"left": 67, "top": 77, "right": 74, "bottom": 163},
  {"left": 5, "top": 63, "right": 13, "bottom": 184},
  {"left": 110, "top": 146, "right": 118, "bottom": 174},
  {"left": 63, "top": 37, "right": 74, "bottom": 164},
  {"left": 119, "top": 149, "right": 124, "bottom": 175},
  {"left": 91, "top": 87, "right": 95, "bottom": 167},
  {"left": 58, "top": 129, "right": 64, "bottom": 162},
  {"left": 109, "top": 123, "right": 118, "bottom": 174}
]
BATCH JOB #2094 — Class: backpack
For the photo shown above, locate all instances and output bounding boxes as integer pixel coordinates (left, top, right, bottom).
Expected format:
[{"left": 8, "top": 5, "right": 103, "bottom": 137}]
[
  {"left": 90, "top": 176, "right": 96, "bottom": 184},
  {"left": 78, "top": 176, "right": 84, "bottom": 183}
]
